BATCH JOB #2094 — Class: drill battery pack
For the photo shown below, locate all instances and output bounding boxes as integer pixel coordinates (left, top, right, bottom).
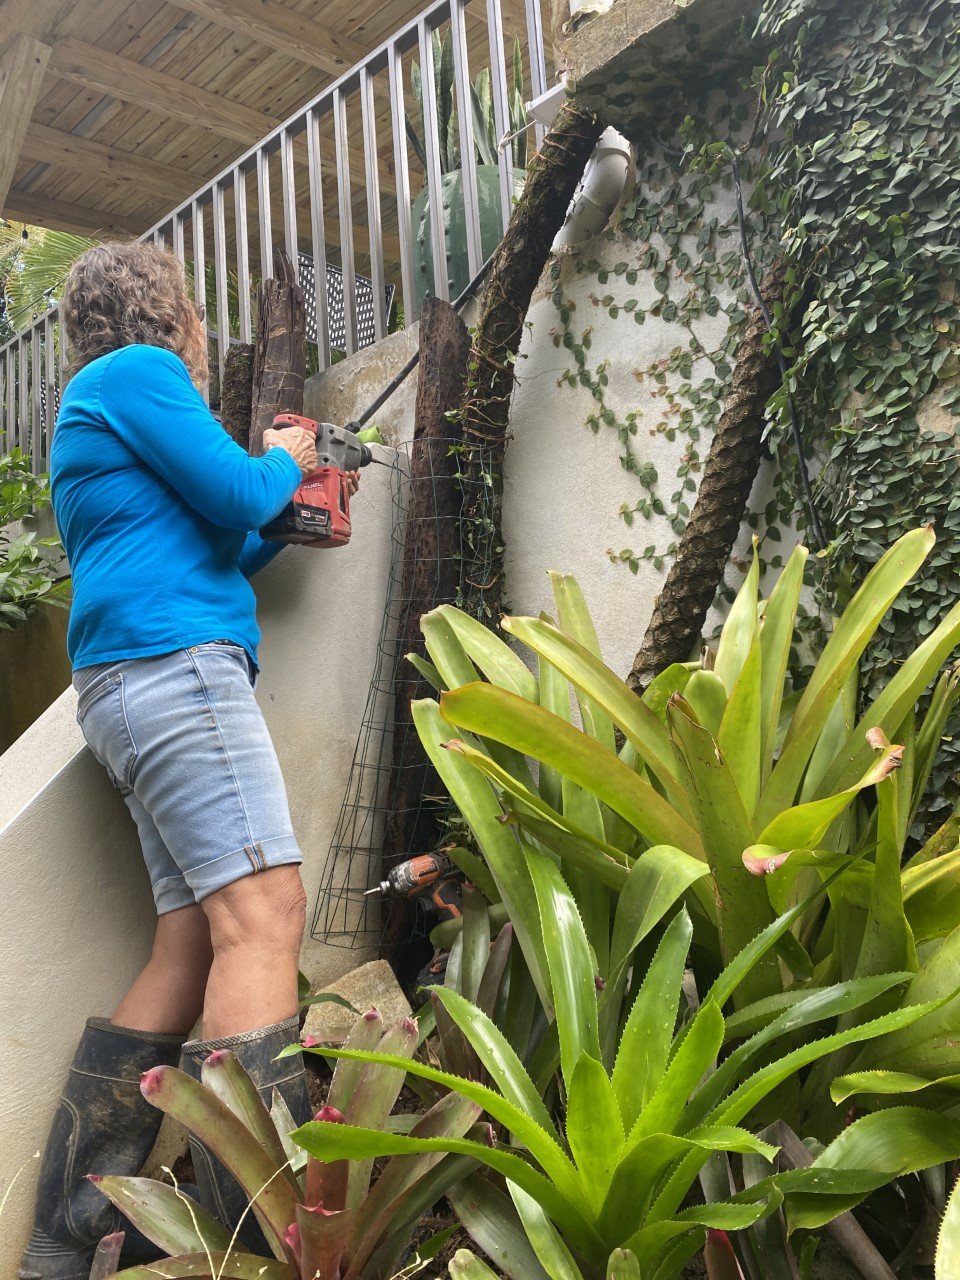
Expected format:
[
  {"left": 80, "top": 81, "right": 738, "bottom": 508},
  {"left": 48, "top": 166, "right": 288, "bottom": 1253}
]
[{"left": 263, "top": 468, "right": 353, "bottom": 547}]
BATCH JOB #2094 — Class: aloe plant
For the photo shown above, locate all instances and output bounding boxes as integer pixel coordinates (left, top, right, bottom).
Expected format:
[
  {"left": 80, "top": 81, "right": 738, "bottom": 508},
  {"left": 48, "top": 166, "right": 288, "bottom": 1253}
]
[
  {"left": 407, "top": 30, "right": 528, "bottom": 175},
  {"left": 95, "top": 1011, "right": 483, "bottom": 1279},
  {"left": 295, "top": 858, "right": 955, "bottom": 1280}
]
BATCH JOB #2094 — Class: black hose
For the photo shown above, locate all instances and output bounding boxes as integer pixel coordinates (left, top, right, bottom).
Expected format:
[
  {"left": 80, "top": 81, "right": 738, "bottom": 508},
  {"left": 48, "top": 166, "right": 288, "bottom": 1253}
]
[{"left": 347, "top": 252, "right": 497, "bottom": 432}]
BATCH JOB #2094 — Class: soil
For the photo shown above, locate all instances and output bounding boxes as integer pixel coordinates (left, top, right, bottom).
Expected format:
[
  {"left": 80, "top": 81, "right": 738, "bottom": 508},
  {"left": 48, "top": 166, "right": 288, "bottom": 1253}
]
[{"left": 680, "top": 1255, "right": 707, "bottom": 1279}]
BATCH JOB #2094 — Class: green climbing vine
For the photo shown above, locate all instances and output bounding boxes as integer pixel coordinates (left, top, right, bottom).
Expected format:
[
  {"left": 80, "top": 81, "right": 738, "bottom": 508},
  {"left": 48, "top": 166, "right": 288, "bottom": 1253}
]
[
  {"left": 548, "top": 115, "right": 778, "bottom": 579},
  {"left": 546, "top": 0, "right": 960, "bottom": 829},
  {"left": 756, "top": 0, "right": 960, "bottom": 829}
]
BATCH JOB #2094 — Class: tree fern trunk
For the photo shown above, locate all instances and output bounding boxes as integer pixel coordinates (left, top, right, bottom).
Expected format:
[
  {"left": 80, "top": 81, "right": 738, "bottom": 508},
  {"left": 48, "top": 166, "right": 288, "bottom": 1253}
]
[{"left": 627, "top": 257, "right": 788, "bottom": 692}]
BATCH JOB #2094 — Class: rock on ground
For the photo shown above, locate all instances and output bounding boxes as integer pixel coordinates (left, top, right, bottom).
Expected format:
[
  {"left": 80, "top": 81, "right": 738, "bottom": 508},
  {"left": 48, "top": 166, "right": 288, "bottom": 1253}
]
[{"left": 302, "top": 958, "right": 412, "bottom": 1044}]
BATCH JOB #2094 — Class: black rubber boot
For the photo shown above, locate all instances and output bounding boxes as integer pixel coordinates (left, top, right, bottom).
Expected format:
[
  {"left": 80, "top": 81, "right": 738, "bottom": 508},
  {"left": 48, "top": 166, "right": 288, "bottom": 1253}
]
[
  {"left": 18, "top": 1018, "right": 186, "bottom": 1280},
  {"left": 180, "top": 1016, "right": 310, "bottom": 1250}
]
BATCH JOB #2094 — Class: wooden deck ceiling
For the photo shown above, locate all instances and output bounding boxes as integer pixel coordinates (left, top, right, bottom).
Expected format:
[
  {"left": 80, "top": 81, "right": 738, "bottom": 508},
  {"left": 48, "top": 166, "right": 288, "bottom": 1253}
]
[{"left": 0, "top": 0, "right": 532, "bottom": 245}]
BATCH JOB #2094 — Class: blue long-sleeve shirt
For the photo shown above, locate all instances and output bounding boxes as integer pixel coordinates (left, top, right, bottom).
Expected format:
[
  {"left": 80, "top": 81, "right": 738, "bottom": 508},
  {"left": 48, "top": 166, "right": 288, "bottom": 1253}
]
[{"left": 51, "top": 343, "right": 301, "bottom": 669}]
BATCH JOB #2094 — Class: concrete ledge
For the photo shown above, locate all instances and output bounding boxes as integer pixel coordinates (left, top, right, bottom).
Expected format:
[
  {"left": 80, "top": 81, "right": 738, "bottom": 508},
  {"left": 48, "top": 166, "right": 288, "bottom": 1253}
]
[
  {"left": 304, "top": 327, "right": 420, "bottom": 446},
  {"left": 570, "top": 0, "right": 759, "bottom": 133}
]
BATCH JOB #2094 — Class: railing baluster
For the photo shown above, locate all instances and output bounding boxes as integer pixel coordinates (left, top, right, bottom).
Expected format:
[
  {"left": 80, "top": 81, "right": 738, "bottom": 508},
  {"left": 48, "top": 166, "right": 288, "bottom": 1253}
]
[
  {"left": 234, "top": 167, "right": 253, "bottom": 343},
  {"left": 44, "top": 314, "right": 57, "bottom": 462},
  {"left": 0, "top": 346, "right": 5, "bottom": 454},
  {"left": 360, "top": 66, "right": 387, "bottom": 343},
  {"left": 172, "top": 212, "right": 186, "bottom": 266},
  {"left": 333, "top": 86, "right": 358, "bottom": 356},
  {"left": 18, "top": 340, "right": 29, "bottom": 460},
  {"left": 418, "top": 17, "right": 449, "bottom": 302},
  {"left": 212, "top": 180, "right": 231, "bottom": 381},
  {"left": 388, "top": 40, "right": 416, "bottom": 322},
  {"left": 485, "top": 0, "right": 513, "bottom": 231},
  {"left": 257, "top": 148, "right": 273, "bottom": 279},
  {"left": 32, "top": 326, "right": 43, "bottom": 471},
  {"left": 57, "top": 312, "right": 67, "bottom": 406},
  {"left": 524, "top": 0, "right": 547, "bottom": 149},
  {"left": 450, "top": 0, "right": 483, "bottom": 281},
  {"left": 280, "top": 129, "right": 299, "bottom": 271},
  {"left": 192, "top": 200, "right": 209, "bottom": 403},
  {"left": 306, "top": 107, "right": 331, "bottom": 369},
  {"left": 6, "top": 347, "right": 16, "bottom": 452}
]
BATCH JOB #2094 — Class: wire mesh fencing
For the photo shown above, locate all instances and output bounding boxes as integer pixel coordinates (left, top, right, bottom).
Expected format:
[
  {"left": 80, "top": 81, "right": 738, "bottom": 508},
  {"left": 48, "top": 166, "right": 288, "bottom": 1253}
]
[{"left": 311, "top": 433, "right": 496, "bottom": 948}]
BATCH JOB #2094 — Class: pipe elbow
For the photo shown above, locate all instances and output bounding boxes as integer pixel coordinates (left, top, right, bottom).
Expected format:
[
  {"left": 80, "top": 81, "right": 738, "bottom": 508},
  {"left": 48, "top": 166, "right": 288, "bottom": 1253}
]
[{"left": 554, "top": 127, "right": 632, "bottom": 249}]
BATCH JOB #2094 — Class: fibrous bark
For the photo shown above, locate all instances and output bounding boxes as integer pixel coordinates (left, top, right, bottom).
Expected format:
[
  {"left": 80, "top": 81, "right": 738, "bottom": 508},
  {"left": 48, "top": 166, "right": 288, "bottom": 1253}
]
[
  {"left": 459, "top": 99, "right": 602, "bottom": 624},
  {"left": 220, "top": 342, "right": 254, "bottom": 449},
  {"left": 626, "top": 257, "right": 788, "bottom": 692},
  {"left": 250, "top": 250, "right": 306, "bottom": 454},
  {"left": 380, "top": 296, "right": 470, "bottom": 967}
]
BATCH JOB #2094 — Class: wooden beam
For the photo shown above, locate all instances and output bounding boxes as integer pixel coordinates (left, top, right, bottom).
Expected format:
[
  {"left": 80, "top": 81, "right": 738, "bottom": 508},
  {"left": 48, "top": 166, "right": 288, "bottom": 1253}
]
[
  {"left": 20, "top": 123, "right": 196, "bottom": 199},
  {"left": 51, "top": 38, "right": 278, "bottom": 145},
  {"left": 3, "top": 188, "right": 137, "bottom": 236},
  {"left": 0, "top": 36, "right": 52, "bottom": 207},
  {"left": 0, "top": 0, "right": 73, "bottom": 43},
  {"left": 168, "top": 0, "right": 367, "bottom": 76}
]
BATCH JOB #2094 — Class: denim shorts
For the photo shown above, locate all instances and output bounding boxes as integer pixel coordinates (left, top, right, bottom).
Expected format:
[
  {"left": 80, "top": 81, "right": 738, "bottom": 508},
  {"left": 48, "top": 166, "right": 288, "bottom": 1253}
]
[{"left": 74, "top": 642, "right": 302, "bottom": 915}]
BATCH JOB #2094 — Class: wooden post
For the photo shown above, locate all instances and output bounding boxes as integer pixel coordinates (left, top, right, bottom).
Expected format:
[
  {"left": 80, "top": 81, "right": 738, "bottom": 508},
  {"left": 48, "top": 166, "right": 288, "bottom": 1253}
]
[
  {"left": 380, "top": 296, "right": 471, "bottom": 969},
  {"left": 220, "top": 343, "right": 255, "bottom": 449},
  {"left": 249, "top": 250, "right": 306, "bottom": 452}
]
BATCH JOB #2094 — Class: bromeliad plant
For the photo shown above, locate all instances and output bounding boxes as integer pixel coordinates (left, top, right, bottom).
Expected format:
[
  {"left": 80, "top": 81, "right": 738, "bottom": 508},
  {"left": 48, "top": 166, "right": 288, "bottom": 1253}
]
[
  {"left": 409, "top": 528, "right": 960, "bottom": 1133},
  {"left": 96, "top": 1011, "right": 484, "bottom": 1279},
  {"left": 295, "top": 856, "right": 960, "bottom": 1280}
]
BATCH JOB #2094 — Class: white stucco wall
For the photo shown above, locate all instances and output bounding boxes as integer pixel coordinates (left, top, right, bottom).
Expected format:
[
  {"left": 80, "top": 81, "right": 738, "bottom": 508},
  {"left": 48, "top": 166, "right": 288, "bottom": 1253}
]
[{"left": 0, "top": 447, "right": 397, "bottom": 1263}]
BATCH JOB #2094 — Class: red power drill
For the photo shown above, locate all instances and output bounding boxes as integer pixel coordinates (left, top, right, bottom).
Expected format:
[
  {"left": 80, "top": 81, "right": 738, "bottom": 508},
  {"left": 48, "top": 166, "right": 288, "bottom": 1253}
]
[
  {"left": 365, "top": 851, "right": 463, "bottom": 922},
  {"left": 261, "top": 413, "right": 373, "bottom": 548}
]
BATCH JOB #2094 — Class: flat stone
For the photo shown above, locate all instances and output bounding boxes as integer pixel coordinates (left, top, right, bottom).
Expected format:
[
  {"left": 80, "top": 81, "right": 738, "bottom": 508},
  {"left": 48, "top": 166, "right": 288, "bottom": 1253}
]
[
  {"left": 141, "top": 1114, "right": 189, "bottom": 1181},
  {"left": 301, "top": 958, "right": 412, "bottom": 1045}
]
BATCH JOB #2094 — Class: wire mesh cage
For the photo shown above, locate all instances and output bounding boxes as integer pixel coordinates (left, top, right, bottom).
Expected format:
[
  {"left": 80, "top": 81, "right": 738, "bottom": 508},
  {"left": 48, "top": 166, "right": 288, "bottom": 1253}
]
[{"left": 311, "top": 433, "right": 496, "bottom": 948}]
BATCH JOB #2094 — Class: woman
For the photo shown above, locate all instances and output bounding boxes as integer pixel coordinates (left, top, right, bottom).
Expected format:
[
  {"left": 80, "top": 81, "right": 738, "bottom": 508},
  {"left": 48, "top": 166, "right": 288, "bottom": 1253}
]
[{"left": 19, "top": 242, "right": 345, "bottom": 1278}]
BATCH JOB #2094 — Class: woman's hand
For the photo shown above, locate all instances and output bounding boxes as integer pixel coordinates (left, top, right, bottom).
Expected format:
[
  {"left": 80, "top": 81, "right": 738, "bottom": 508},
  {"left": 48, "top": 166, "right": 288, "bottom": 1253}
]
[
  {"left": 345, "top": 470, "right": 361, "bottom": 497},
  {"left": 263, "top": 425, "right": 318, "bottom": 478}
]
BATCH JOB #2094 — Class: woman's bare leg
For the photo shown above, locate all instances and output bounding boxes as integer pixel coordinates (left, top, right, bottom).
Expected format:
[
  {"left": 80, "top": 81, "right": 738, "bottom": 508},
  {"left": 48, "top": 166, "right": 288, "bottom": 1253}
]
[
  {"left": 111, "top": 903, "right": 213, "bottom": 1035},
  {"left": 200, "top": 865, "right": 306, "bottom": 1038}
]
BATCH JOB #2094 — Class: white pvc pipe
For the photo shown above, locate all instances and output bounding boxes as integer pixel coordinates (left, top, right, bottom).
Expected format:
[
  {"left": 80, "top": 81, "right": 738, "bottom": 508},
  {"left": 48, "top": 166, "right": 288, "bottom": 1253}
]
[
  {"left": 568, "top": 0, "right": 613, "bottom": 19},
  {"left": 554, "top": 127, "right": 633, "bottom": 249},
  {"left": 568, "top": 0, "right": 611, "bottom": 24}
]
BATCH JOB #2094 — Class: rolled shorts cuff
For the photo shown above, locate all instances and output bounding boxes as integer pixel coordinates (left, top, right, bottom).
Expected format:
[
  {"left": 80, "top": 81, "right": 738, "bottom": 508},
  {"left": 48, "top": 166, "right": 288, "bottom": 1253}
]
[{"left": 153, "top": 835, "right": 303, "bottom": 914}]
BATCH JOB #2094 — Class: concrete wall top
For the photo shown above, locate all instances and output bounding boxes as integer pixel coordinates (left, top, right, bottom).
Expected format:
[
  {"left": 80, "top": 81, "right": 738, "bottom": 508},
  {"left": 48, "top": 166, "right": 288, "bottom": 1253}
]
[{"left": 570, "top": 0, "right": 761, "bottom": 134}]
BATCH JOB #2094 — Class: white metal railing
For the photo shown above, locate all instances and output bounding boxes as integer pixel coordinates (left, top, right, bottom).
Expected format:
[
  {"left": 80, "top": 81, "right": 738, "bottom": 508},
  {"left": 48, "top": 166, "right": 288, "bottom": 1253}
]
[{"left": 0, "top": 0, "right": 549, "bottom": 470}]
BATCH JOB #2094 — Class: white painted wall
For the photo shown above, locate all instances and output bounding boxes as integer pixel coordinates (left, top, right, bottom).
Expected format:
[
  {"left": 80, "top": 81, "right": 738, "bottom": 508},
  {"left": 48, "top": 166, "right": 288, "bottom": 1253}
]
[{"left": 0, "top": 447, "right": 397, "bottom": 1264}]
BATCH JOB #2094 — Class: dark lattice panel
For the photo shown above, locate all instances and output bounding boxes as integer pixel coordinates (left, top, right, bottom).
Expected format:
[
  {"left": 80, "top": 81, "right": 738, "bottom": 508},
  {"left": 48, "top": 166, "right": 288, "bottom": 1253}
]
[{"left": 298, "top": 254, "right": 395, "bottom": 353}]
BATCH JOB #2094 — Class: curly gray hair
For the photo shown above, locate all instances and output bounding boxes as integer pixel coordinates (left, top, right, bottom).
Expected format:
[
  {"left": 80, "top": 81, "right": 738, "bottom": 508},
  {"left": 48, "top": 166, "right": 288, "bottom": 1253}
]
[{"left": 61, "top": 241, "right": 207, "bottom": 385}]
